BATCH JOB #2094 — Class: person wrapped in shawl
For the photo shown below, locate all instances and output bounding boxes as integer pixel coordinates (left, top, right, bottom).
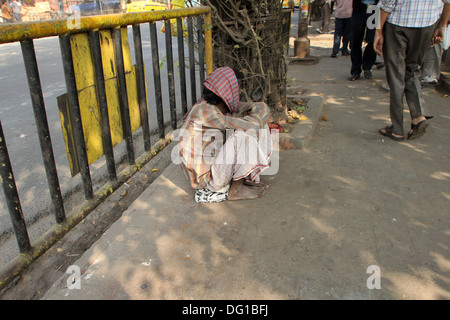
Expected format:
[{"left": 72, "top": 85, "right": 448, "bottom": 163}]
[{"left": 177, "top": 67, "right": 272, "bottom": 203}]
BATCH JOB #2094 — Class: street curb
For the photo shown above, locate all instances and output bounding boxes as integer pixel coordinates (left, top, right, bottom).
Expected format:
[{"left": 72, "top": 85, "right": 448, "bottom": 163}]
[{"left": 279, "top": 95, "right": 324, "bottom": 150}]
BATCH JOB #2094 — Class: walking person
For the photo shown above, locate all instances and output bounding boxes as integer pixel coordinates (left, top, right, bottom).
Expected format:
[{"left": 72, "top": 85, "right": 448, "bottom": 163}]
[
  {"left": 349, "top": 0, "right": 379, "bottom": 80},
  {"left": 375, "top": 0, "right": 450, "bottom": 141},
  {"left": 10, "top": 0, "right": 21, "bottom": 22},
  {"left": 1, "top": 0, "right": 14, "bottom": 23},
  {"left": 316, "top": 0, "right": 333, "bottom": 33},
  {"left": 331, "top": 0, "right": 353, "bottom": 57},
  {"left": 421, "top": 42, "right": 444, "bottom": 84},
  {"left": 421, "top": 2, "right": 448, "bottom": 84}
]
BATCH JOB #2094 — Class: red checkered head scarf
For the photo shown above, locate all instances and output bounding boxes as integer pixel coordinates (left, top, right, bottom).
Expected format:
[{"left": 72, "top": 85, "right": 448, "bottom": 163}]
[{"left": 203, "top": 67, "right": 240, "bottom": 113}]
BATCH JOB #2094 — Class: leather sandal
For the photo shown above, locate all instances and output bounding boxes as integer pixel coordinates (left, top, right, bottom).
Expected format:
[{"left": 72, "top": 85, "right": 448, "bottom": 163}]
[
  {"left": 407, "top": 120, "right": 429, "bottom": 140},
  {"left": 379, "top": 125, "right": 404, "bottom": 141}
]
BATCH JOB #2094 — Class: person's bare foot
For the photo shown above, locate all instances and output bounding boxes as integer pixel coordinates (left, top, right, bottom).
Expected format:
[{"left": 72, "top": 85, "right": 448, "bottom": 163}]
[
  {"left": 243, "top": 179, "right": 270, "bottom": 190},
  {"left": 227, "top": 179, "right": 265, "bottom": 201}
]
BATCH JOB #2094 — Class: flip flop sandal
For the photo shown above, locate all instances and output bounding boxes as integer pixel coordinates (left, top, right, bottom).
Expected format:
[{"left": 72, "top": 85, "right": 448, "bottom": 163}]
[
  {"left": 379, "top": 125, "right": 404, "bottom": 141},
  {"left": 349, "top": 73, "right": 360, "bottom": 81},
  {"left": 407, "top": 120, "right": 429, "bottom": 140},
  {"left": 195, "top": 185, "right": 230, "bottom": 203},
  {"left": 364, "top": 70, "right": 373, "bottom": 79}
]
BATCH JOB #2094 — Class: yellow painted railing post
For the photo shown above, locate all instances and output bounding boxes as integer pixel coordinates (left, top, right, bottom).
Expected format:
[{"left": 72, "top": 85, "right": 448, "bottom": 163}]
[{"left": 204, "top": 11, "right": 213, "bottom": 76}]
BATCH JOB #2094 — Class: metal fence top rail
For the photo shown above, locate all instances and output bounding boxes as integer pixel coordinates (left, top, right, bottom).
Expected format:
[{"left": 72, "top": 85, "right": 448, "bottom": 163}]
[{"left": 0, "top": 7, "right": 211, "bottom": 44}]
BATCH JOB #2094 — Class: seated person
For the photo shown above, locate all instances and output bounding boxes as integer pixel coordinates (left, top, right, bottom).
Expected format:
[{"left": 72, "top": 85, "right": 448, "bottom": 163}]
[{"left": 176, "top": 67, "right": 273, "bottom": 203}]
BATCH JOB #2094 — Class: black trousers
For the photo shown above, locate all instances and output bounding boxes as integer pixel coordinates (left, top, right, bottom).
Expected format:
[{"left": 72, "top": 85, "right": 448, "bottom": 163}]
[{"left": 350, "top": 10, "right": 376, "bottom": 76}]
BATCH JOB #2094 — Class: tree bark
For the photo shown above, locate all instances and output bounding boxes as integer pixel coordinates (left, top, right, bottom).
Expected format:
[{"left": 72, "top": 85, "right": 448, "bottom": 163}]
[{"left": 191, "top": 0, "right": 288, "bottom": 111}]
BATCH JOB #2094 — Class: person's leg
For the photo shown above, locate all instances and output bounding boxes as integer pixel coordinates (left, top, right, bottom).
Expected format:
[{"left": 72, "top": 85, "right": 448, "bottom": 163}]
[
  {"left": 341, "top": 18, "right": 351, "bottom": 55},
  {"left": 316, "top": 4, "right": 325, "bottom": 33},
  {"left": 403, "top": 24, "right": 435, "bottom": 129},
  {"left": 322, "top": 3, "right": 331, "bottom": 33},
  {"left": 208, "top": 130, "right": 269, "bottom": 200},
  {"left": 362, "top": 24, "right": 376, "bottom": 76},
  {"left": 350, "top": 12, "right": 364, "bottom": 77},
  {"left": 383, "top": 22, "right": 408, "bottom": 137},
  {"left": 332, "top": 18, "right": 344, "bottom": 55}
]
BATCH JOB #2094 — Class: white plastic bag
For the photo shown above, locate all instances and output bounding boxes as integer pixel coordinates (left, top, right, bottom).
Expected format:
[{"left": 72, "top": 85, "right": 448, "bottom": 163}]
[{"left": 443, "top": 25, "right": 450, "bottom": 50}]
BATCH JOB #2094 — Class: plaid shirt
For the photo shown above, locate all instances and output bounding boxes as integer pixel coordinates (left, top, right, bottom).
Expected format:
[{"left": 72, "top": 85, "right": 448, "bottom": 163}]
[
  {"left": 380, "top": 0, "right": 449, "bottom": 28},
  {"left": 178, "top": 67, "right": 270, "bottom": 189}
]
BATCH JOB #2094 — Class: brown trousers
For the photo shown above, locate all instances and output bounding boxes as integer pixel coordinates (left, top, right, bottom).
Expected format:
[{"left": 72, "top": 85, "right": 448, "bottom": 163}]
[{"left": 383, "top": 22, "right": 436, "bottom": 135}]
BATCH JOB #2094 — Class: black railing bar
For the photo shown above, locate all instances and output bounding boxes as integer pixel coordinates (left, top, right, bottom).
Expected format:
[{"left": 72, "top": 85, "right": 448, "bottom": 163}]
[
  {"left": 197, "top": 15, "right": 205, "bottom": 90},
  {"left": 164, "top": 20, "right": 177, "bottom": 130},
  {"left": 59, "top": 34, "right": 94, "bottom": 200},
  {"left": 149, "top": 22, "right": 165, "bottom": 139},
  {"left": 187, "top": 16, "right": 197, "bottom": 105},
  {"left": 20, "top": 39, "right": 67, "bottom": 224},
  {"left": 113, "top": 27, "right": 135, "bottom": 166},
  {"left": 132, "top": 24, "right": 151, "bottom": 152},
  {"left": 89, "top": 30, "right": 117, "bottom": 182},
  {"left": 0, "top": 120, "right": 32, "bottom": 253},
  {"left": 176, "top": 17, "right": 188, "bottom": 116}
]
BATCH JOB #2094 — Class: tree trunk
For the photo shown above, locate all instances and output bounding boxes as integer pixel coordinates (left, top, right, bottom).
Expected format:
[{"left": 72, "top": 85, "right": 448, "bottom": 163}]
[{"left": 196, "top": 0, "right": 288, "bottom": 112}]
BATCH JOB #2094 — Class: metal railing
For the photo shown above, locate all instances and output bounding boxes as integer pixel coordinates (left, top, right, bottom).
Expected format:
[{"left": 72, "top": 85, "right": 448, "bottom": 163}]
[{"left": 0, "top": 7, "right": 212, "bottom": 291}]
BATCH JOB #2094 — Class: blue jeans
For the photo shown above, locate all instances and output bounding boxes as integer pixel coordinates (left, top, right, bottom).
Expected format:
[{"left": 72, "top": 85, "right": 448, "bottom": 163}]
[{"left": 333, "top": 17, "right": 351, "bottom": 54}]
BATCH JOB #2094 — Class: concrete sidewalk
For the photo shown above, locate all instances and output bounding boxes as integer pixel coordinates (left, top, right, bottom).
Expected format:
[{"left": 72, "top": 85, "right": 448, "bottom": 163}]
[{"left": 36, "top": 31, "right": 450, "bottom": 300}]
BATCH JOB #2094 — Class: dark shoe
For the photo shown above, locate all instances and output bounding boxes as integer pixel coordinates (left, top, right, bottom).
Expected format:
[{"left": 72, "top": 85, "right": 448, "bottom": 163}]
[
  {"left": 349, "top": 73, "right": 360, "bottom": 81},
  {"left": 342, "top": 51, "right": 350, "bottom": 56},
  {"left": 379, "top": 125, "right": 404, "bottom": 141},
  {"left": 331, "top": 51, "right": 338, "bottom": 58},
  {"left": 364, "top": 70, "right": 373, "bottom": 79},
  {"left": 407, "top": 120, "right": 429, "bottom": 140},
  {"left": 376, "top": 62, "right": 384, "bottom": 69}
]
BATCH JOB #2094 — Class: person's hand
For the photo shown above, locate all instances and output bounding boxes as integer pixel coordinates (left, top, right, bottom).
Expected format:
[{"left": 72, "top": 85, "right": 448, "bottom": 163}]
[
  {"left": 431, "top": 27, "right": 445, "bottom": 47},
  {"left": 374, "top": 30, "right": 384, "bottom": 56}
]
